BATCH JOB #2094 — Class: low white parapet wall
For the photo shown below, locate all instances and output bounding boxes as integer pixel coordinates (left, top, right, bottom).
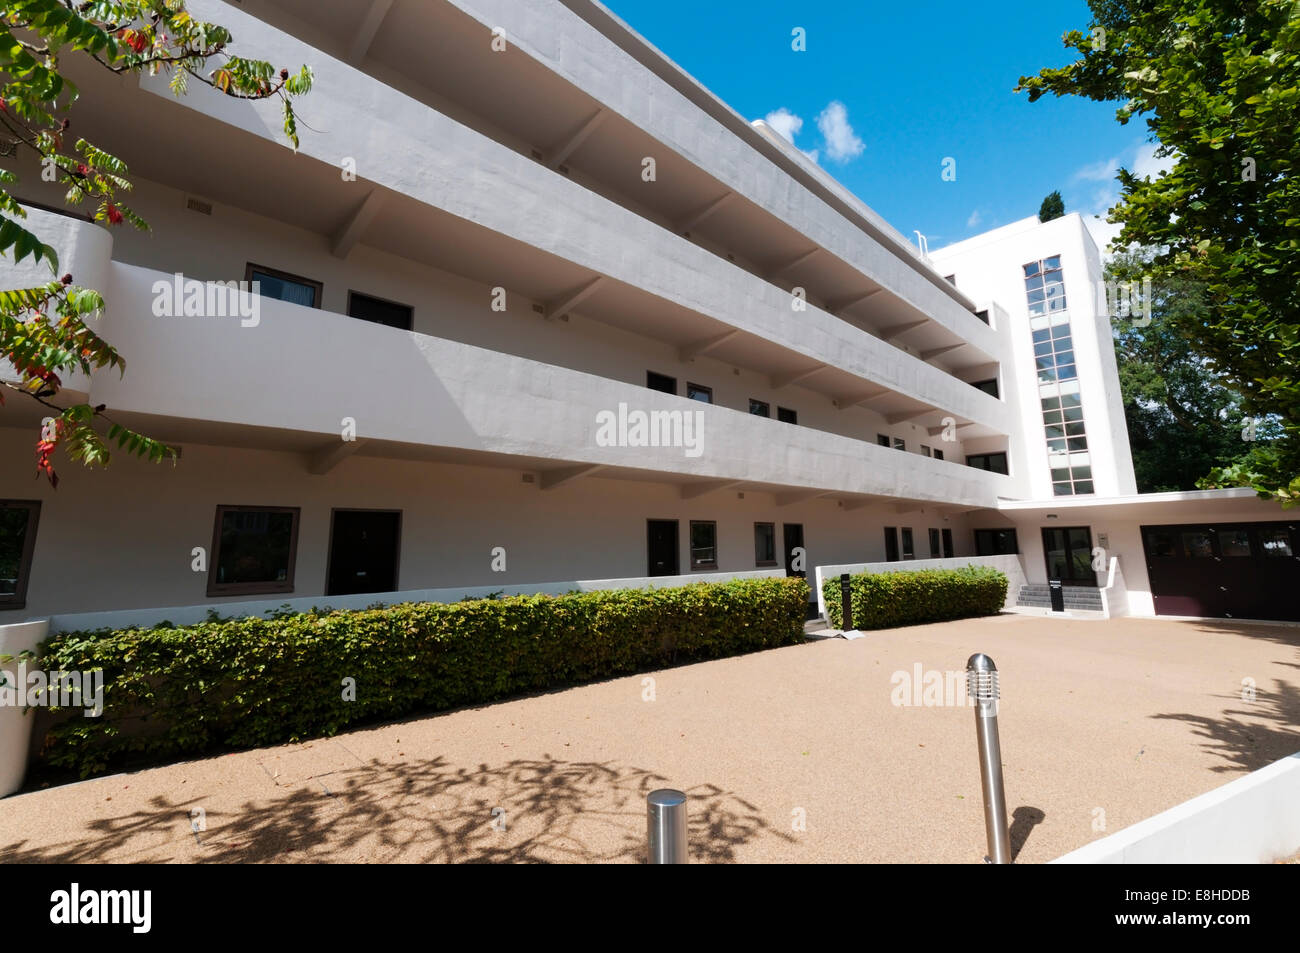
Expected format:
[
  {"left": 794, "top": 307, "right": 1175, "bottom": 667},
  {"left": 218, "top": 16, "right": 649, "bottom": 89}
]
[
  {"left": 1053, "top": 752, "right": 1300, "bottom": 864},
  {"left": 0, "top": 619, "right": 49, "bottom": 797},
  {"left": 813, "top": 554, "right": 1027, "bottom": 621},
  {"left": 46, "top": 568, "right": 790, "bottom": 634}
]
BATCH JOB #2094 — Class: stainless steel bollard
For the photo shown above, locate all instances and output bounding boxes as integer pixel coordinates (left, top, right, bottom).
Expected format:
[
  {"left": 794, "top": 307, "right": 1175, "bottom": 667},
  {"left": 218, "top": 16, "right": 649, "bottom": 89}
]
[
  {"left": 646, "top": 788, "right": 688, "bottom": 864},
  {"left": 966, "top": 653, "right": 1012, "bottom": 864}
]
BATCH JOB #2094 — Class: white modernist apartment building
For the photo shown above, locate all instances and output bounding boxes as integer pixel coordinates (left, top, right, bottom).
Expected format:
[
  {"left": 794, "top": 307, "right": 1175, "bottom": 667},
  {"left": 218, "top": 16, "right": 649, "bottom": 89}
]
[{"left": 1, "top": 0, "right": 1294, "bottom": 628}]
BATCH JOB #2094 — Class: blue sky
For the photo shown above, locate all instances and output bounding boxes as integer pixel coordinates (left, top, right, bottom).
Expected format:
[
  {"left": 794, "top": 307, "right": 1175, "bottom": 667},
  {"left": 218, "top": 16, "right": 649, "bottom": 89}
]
[{"left": 603, "top": 0, "right": 1163, "bottom": 250}]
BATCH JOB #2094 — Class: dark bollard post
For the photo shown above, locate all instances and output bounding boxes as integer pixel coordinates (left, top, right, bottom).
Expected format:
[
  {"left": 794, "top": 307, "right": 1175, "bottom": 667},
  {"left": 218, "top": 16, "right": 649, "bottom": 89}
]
[{"left": 840, "top": 572, "right": 854, "bottom": 630}]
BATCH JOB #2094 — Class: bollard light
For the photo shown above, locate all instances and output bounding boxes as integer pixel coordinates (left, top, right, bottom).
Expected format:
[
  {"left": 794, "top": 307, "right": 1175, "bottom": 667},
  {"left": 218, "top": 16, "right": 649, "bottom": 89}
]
[
  {"left": 966, "top": 653, "right": 1012, "bottom": 864},
  {"left": 646, "top": 788, "right": 688, "bottom": 864}
]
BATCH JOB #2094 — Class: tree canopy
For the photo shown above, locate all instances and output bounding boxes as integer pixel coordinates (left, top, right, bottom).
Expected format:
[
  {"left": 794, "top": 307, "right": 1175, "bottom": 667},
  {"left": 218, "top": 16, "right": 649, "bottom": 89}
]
[
  {"left": 1018, "top": 0, "right": 1300, "bottom": 505},
  {"left": 1, "top": 0, "right": 310, "bottom": 486},
  {"left": 1038, "top": 190, "right": 1065, "bottom": 222}
]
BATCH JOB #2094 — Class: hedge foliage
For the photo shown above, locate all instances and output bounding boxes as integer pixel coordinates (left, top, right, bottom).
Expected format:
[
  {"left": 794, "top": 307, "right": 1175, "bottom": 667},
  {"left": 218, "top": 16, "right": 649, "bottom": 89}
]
[
  {"left": 822, "top": 565, "right": 1007, "bottom": 630},
  {"left": 38, "top": 576, "right": 809, "bottom": 778}
]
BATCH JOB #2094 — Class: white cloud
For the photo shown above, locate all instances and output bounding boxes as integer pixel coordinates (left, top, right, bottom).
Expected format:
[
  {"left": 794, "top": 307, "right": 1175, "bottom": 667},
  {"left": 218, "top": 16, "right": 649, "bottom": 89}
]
[
  {"left": 966, "top": 209, "right": 982, "bottom": 229},
  {"left": 764, "top": 107, "right": 804, "bottom": 143},
  {"left": 1132, "top": 141, "right": 1175, "bottom": 180},
  {"left": 801, "top": 147, "right": 820, "bottom": 164},
  {"left": 1073, "top": 156, "right": 1120, "bottom": 182},
  {"left": 815, "top": 101, "right": 865, "bottom": 162}
]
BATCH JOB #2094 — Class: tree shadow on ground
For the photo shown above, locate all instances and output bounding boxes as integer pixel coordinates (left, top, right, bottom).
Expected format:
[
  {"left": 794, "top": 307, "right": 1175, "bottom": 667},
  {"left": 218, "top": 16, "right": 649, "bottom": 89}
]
[
  {"left": 1152, "top": 676, "right": 1300, "bottom": 775},
  {"left": 0, "top": 755, "right": 793, "bottom": 864}
]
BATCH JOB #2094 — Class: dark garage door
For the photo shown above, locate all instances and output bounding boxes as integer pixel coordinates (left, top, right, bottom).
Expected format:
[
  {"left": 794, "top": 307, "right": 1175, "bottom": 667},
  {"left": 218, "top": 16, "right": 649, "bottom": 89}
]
[{"left": 1141, "top": 521, "right": 1300, "bottom": 620}]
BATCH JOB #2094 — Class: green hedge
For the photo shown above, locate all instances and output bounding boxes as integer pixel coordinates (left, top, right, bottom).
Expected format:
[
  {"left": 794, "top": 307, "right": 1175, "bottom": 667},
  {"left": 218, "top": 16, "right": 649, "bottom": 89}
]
[
  {"left": 821, "top": 565, "right": 1007, "bottom": 630},
  {"left": 38, "top": 576, "right": 809, "bottom": 778}
]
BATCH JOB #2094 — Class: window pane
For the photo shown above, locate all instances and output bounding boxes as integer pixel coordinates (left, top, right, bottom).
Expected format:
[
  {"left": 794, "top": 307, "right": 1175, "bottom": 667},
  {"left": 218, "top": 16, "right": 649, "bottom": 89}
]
[
  {"left": 1056, "top": 364, "right": 1077, "bottom": 381},
  {"left": 348, "top": 292, "right": 413, "bottom": 330},
  {"left": 1067, "top": 436, "right": 1089, "bottom": 451},
  {"left": 1051, "top": 323, "right": 1072, "bottom": 339},
  {"left": 749, "top": 399, "right": 770, "bottom": 417},
  {"left": 1260, "top": 528, "right": 1294, "bottom": 557},
  {"left": 893, "top": 438, "right": 906, "bottom": 451},
  {"left": 216, "top": 510, "right": 296, "bottom": 585},
  {"left": 0, "top": 506, "right": 34, "bottom": 598},
  {"left": 1065, "top": 421, "right": 1087, "bottom": 436},
  {"left": 250, "top": 268, "right": 318, "bottom": 307},
  {"left": 1146, "top": 530, "right": 1178, "bottom": 557},
  {"left": 646, "top": 371, "right": 676, "bottom": 394},
  {"left": 1181, "top": 531, "right": 1214, "bottom": 558},
  {"left": 1220, "top": 529, "right": 1252, "bottom": 557},
  {"left": 1072, "top": 480, "right": 1094, "bottom": 494},
  {"left": 1053, "top": 483, "right": 1074, "bottom": 496},
  {"left": 690, "top": 521, "right": 717, "bottom": 567},
  {"left": 754, "top": 523, "right": 776, "bottom": 563},
  {"left": 777, "top": 406, "right": 798, "bottom": 424},
  {"left": 687, "top": 383, "right": 712, "bottom": 403}
]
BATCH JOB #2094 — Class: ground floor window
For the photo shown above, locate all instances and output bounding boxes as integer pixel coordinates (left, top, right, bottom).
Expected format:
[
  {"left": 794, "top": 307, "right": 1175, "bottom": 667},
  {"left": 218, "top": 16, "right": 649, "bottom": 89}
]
[
  {"left": 974, "top": 528, "right": 1019, "bottom": 556},
  {"left": 209, "top": 505, "right": 300, "bottom": 596},
  {"left": 942, "top": 528, "right": 954, "bottom": 558},
  {"left": 753, "top": 522, "right": 777, "bottom": 566},
  {"left": 928, "top": 528, "right": 941, "bottom": 558},
  {"left": 0, "top": 500, "right": 41, "bottom": 610},
  {"left": 689, "top": 520, "right": 717, "bottom": 570},
  {"left": 901, "top": 528, "right": 914, "bottom": 559}
]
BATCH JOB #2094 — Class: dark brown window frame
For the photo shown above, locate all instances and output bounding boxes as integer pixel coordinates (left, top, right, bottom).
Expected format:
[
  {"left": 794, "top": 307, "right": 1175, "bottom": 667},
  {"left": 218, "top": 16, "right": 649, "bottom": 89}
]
[
  {"left": 245, "top": 262, "right": 323, "bottom": 308},
  {"left": 753, "top": 521, "right": 777, "bottom": 567},
  {"left": 324, "top": 508, "right": 404, "bottom": 596},
  {"left": 647, "top": 370, "right": 677, "bottom": 395},
  {"left": 689, "top": 519, "right": 718, "bottom": 571},
  {"left": 346, "top": 290, "right": 414, "bottom": 331},
  {"left": 0, "top": 500, "right": 41, "bottom": 610},
  {"left": 207, "top": 504, "right": 302, "bottom": 597},
  {"left": 686, "top": 382, "right": 713, "bottom": 404}
]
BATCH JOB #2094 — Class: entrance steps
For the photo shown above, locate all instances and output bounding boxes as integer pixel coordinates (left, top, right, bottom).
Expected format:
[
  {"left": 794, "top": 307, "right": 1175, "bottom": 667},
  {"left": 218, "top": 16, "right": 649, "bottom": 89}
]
[{"left": 1014, "top": 584, "right": 1105, "bottom": 617}]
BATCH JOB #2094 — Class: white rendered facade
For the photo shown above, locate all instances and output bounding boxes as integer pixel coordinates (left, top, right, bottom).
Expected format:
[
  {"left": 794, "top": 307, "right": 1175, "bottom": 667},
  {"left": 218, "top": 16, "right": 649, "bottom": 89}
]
[{"left": 0, "top": 0, "right": 1293, "bottom": 625}]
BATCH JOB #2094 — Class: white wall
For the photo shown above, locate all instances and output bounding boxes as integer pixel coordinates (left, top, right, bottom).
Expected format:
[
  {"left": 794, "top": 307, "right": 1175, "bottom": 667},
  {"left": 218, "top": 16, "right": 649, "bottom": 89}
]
[
  {"left": 1, "top": 427, "right": 985, "bottom": 620},
  {"left": 932, "top": 214, "right": 1138, "bottom": 498}
]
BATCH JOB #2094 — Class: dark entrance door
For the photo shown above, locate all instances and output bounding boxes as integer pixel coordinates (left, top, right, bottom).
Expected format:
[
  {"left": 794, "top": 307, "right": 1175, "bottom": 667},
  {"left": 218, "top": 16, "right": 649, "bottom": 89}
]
[
  {"left": 647, "top": 519, "right": 679, "bottom": 576},
  {"left": 1142, "top": 522, "right": 1300, "bottom": 620},
  {"left": 1041, "top": 526, "right": 1095, "bottom": 586},
  {"left": 327, "top": 510, "right": 401, "bottom": 596},
  {"left": 783, "top": 523, "right": 805, "bottom": 578}
]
